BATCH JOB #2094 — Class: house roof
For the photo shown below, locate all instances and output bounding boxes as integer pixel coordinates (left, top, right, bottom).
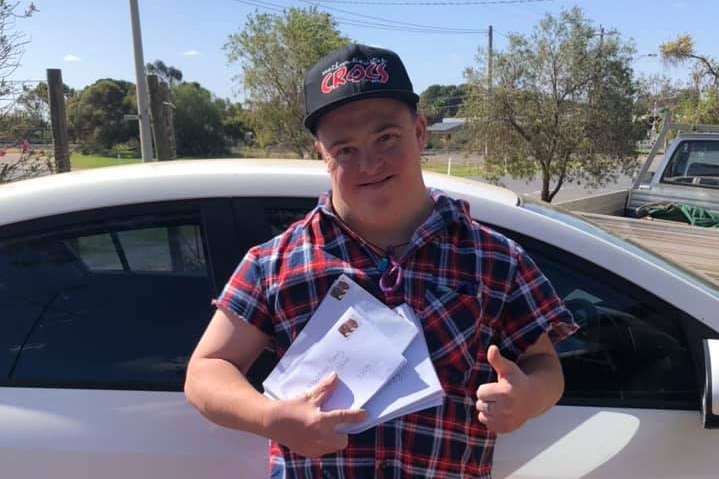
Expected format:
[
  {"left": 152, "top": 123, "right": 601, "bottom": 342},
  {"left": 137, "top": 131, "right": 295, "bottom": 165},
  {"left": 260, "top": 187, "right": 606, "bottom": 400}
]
[{"left": 427, "top": 120, "right": 465, "bottom": 134}]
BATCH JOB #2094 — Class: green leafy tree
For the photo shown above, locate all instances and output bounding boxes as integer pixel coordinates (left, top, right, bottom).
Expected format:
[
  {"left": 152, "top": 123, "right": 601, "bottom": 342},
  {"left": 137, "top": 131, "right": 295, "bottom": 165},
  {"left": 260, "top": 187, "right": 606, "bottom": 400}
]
[
  {"left": 172, "top": 82, "right": 226, "bottom": 157},
  {"left": 225, "top": 6, "right": 348, "bottom": 158},
  {"left": 419, "top": 84, "right": 468, "bottom": 125},
  {"left": 146, "top": 59, "right": 183, "bottom": 86},
  {"left": 660, "top": 35, "right": 719, "bottom": 124},
  {"left": 462, "top": 7, "right": 642, "bottom": 202},
  {"left": 214, "top": 97, "right": 253, "bottom": 147},
  {"left": 67, "top": 79, "right": 139, "bottom": 154},
  {"left": 17, "top": 81, "right": 49, "bottom": 123}
]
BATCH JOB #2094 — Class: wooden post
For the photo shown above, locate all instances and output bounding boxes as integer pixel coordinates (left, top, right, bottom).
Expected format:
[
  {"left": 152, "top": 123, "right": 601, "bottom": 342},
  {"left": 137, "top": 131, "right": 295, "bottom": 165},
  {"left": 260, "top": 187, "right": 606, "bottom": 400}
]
[
  {"left": 47, "top": 69, "right": 71, "bottom": 172},
  {"left": 147, "top": 74, "right": 176, "bottom": 161}
]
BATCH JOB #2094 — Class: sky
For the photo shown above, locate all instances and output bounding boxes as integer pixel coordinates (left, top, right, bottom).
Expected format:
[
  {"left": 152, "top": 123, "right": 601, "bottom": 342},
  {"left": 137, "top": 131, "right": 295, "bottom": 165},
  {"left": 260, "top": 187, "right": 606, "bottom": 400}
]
[{"left": 7, "top": 0, "right": 719, "bottom": 102}]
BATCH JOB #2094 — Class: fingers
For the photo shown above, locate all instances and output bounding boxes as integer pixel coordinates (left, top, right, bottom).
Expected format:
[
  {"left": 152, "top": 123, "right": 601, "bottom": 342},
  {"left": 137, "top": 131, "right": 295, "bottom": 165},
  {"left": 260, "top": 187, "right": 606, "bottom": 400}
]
[
  {"left": 305, "top": 371, "right": 339, "bottom": 405},
  {"left": 324, "top": 407, "right": 369, "bottom": 426},
  {"left": 476, "top": 400, "right": 495, "bottom": 415},
  {"left": 487, "top": 345, "right": 518, "bottom": 378}
]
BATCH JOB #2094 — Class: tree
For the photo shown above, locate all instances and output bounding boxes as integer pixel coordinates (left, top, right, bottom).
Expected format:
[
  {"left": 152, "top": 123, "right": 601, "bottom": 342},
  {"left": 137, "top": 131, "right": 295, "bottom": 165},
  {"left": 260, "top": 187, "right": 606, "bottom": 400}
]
[
  {"left": 661, "top": 35, "right": 718, "bottom": 86},
  {"left": 17, "top": 81, "right": 49, "bottom": 122},
  {"left": 214, "top": 97, "right": 253, "bottom": 147},
  {"left": 0, "top": 1, "right": 46, "bottom": 184},
  {"left": 660, "top": 35, "right": 719, "bottom": 124},
  {"left": 67, "top": 79, "right": 139, "bottom": 154},
  {"left": 146, "top": 59, "right": 183, "bottom": 86},
  {"left": 172, "top": 82, "right": 226, "bottom": 157},
  {"left": 225, "top": 7, "right": 348, "bottom": 158},
  {"left": 0, "top": 1, "right": 37, "bottom": 101},
  {"left": 461, "top": 7, "right": 642, "bottom": 202},
  {"left": 419, "top": 84, "right": 468, "bottom": 125}
]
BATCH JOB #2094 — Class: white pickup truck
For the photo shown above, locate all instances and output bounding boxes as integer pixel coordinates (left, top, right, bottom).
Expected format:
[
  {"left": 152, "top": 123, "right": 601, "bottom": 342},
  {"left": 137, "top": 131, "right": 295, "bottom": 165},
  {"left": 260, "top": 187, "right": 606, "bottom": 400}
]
[
  {"left": 558, "top": 112, "right": 719, "bottom": 218},
  {"left": 555, "top": 113, "right": 719, "bottom": 288}
]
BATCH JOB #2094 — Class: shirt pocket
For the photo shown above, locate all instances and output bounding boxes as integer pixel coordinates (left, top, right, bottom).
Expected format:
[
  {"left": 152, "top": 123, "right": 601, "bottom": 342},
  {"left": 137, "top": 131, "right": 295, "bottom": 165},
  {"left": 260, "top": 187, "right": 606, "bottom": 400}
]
[{"left": 420, "top": 286, "right": 490, "bottom": 395}]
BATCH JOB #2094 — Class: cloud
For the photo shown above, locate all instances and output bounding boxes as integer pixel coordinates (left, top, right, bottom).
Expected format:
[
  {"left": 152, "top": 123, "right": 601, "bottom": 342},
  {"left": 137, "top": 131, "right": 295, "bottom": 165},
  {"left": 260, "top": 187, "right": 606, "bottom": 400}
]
[
  {"left": 182, "top": 50, "right": 201, "bottom": 56},
  {"left": 63, "top": 54, "right": 81, "bottom": 62}
]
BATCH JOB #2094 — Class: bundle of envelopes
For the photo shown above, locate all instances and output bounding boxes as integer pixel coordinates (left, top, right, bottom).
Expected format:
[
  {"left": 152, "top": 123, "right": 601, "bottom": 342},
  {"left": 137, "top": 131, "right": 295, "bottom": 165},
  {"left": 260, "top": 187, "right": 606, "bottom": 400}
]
[{"left": 263, "top": 274, "right": 446, "bottom": 434}]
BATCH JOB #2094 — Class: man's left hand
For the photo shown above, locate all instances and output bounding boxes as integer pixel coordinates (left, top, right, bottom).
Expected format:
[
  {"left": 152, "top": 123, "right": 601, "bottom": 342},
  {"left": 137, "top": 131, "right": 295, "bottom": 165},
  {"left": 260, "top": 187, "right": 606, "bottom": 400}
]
[{"left": 475, "top": 345, "right": 533, "bottom": 434}]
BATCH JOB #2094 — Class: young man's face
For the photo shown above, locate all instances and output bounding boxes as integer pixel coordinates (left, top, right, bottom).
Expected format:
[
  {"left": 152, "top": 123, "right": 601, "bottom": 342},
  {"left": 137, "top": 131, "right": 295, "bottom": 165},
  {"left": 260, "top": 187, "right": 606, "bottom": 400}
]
[{"left": 314, "top": 97, "right": 428, "bottom": 227}]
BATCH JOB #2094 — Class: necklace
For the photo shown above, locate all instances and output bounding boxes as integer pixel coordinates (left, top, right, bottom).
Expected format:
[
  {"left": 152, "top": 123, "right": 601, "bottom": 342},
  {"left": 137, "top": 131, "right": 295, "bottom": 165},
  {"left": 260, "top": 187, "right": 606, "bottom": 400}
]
[
  {"left": 329, "top": 207, "right": 411, "bottom": 292},
  {"left": 361, "top": 238, "right": 411, "bottom": 293},
  {"left": 363, "top": 239, "right": 410, "bottom": 273}
]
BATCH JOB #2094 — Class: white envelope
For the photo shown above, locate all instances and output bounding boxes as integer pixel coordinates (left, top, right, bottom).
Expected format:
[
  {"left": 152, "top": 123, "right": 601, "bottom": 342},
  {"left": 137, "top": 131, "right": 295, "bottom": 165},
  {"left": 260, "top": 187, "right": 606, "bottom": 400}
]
[
  {"left": 276, "top": 306, "right": 407, "bottom": 412},
  {"left": 263, "top": 274, "right": 418, "bottom": 398},
  {"left": 345, "top": 304, "right": 446, "bottom": 433}
]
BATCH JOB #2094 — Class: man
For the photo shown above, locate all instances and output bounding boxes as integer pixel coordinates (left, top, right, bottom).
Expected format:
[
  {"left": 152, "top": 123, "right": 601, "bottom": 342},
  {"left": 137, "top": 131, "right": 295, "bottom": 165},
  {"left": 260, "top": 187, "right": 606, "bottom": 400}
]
[{"left": 185, "top": 43, "right": 577, "bottom": 478}]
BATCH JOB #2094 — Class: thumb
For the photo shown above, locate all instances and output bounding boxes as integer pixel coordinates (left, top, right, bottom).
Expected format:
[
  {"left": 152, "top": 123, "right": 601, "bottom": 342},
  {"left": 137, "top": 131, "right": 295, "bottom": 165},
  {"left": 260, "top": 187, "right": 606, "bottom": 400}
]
[
  {"left": 306, "top": 371, "right": 338, "bottom": 405},
  {"left": 487, "top": 345, "right": 517, "bottom": 379}
]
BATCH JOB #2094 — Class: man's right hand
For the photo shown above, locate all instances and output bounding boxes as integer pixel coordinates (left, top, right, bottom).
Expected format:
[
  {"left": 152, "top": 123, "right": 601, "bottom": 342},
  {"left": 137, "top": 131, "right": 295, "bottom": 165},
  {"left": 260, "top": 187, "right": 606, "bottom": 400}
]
[{"left": 263, "top": 372, "right": 368, "bottom": 458}]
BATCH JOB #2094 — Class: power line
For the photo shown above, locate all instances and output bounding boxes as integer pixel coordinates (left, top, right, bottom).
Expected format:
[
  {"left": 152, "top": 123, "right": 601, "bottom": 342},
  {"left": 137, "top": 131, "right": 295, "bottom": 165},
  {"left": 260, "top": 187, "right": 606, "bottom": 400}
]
[
  {"left": 295, "top": 0, "right": 558, "bottom": 5},
  {"left": 237, "top": 0, "right": 487, "bottom": 34},
  {"left": 298, "top": 0, "right": 486, "bottom": 33}
]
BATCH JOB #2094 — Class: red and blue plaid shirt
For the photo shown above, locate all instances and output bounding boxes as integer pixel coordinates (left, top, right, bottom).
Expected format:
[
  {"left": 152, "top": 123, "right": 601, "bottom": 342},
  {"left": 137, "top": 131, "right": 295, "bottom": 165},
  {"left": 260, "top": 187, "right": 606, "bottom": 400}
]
[{"left": 216, "top": 189, "right": 577, "bottom": 479}]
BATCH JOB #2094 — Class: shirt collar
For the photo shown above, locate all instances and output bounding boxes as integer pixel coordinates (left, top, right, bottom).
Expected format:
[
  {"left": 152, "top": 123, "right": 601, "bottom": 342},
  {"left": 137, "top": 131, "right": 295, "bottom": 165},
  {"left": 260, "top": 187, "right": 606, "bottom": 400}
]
[{"left": 306, "top": 188, "right": 473, "bottom": 233}]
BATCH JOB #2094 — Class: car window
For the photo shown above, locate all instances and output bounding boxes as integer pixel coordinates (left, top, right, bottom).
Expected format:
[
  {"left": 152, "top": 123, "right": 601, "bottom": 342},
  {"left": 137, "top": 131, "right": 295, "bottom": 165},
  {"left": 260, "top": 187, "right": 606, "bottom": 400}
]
[
  {"left": 69, "top": 225, "right": 206, "bottom": 273},
  {"left": 491, "top": 227, "right": 699, "bottom": 410},
  {"left": 661, "top": 140, "right": 719, "bottom": 188},
  {"left": 234, "top": 199, "right": 317, "bottom": 390},
  {"left": 0, "top": 211, "right": 212, "bottom": 390},
  {"left": 267, "top": 207, "right": 311, "bottom": 236}
]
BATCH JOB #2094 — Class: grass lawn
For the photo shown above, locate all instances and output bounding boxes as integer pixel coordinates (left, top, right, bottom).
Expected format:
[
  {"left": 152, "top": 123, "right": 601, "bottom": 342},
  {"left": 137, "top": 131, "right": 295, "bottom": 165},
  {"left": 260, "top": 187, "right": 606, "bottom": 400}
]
[
  {"left": 68, "top": 152, "right": 483, "bottom": 179},
  {"left": 421, "top": 161, "right": 484, "bottom": 177},
  {"left": 70, "top": 153, "right": 141, "bottom": 169}
]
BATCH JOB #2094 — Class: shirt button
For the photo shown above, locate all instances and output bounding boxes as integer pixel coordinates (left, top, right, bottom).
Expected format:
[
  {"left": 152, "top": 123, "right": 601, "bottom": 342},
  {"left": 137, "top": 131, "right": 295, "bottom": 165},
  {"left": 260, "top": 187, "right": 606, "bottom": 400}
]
[{"left": 375, "top": 459, "right": 392, "bottom": 469}]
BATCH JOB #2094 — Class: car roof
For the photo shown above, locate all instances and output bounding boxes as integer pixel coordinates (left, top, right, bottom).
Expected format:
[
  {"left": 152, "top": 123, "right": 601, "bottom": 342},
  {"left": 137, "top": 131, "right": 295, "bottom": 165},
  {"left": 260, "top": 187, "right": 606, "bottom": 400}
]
[
  {"left": 2, "top": 158, "right": 718, "bottom": 329},
  {"left": 0, "top": 159, "right": 519, "bottom": 226},
  {"left": 674, "top": 133, "right": 719, "bottom": 141}
]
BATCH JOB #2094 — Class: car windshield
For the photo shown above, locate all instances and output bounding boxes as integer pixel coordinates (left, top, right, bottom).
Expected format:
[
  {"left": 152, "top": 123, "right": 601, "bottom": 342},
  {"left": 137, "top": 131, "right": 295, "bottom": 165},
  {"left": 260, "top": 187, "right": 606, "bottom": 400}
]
[{"left": 521, "top": 199, "right": 719, "bottom": 298}]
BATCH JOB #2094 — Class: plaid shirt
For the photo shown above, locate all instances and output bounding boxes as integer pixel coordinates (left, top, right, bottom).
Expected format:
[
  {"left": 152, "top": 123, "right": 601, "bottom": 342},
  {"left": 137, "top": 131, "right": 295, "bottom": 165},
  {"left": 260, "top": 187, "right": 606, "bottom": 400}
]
[{"left": 216, "top": 189, "right": 577, "bottom": 479}]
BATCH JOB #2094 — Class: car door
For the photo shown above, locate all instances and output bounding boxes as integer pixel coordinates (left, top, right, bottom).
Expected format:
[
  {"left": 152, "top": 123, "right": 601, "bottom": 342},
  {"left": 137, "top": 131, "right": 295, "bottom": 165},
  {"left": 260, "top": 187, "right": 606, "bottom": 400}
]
[
  {"left": 488, "top": 231, "right": 719, "bottom": 478},
  {"left": 0, "top": 199, "right": 268, "bottom": 479}
]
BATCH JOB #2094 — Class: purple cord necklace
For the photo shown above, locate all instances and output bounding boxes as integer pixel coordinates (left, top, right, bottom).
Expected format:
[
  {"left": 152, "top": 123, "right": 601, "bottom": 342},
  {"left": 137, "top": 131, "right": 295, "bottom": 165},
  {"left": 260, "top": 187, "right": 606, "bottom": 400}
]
[{"left": 364, "top": 239, "right": 410, "bottom": 293}]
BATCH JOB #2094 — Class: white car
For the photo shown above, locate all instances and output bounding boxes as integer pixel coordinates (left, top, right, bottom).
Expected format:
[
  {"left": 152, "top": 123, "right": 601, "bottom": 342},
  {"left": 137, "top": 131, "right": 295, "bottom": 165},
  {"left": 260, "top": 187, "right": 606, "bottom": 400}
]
[{"left": 1, "top": 159, "right": 717, "bottom": 479}]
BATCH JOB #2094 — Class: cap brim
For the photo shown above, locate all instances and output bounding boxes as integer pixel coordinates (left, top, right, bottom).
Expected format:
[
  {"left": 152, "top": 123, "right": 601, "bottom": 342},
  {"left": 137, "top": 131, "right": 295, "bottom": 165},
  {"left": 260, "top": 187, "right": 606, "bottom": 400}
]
[{"left": 304, "top": 90, "right": 420, "bottom": 134}]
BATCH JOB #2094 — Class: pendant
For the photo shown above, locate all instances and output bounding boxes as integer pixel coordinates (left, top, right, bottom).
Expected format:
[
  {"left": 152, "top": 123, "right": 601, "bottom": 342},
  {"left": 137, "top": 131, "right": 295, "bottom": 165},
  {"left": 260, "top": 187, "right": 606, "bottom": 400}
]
[{"left": 377, "top": 257, "right": 389, "bottom": 273}]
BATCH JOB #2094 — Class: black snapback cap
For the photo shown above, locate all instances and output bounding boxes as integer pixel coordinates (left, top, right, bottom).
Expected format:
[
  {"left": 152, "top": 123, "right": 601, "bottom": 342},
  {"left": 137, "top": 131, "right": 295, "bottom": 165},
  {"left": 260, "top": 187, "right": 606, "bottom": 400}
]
[{"left": 303, "top": 43, "right": 420, "bottom": 134}]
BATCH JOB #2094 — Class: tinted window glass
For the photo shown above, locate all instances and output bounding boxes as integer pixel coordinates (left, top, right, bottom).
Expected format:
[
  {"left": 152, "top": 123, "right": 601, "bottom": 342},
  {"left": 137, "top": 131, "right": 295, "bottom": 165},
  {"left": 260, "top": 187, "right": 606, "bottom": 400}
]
[
  {"left": 0, "top": 212, "right": 212, "bottom": 390},
  {"left": 493, "top": 228, "right": 698, "bottom": 409},
  {"left": 266, "top": 207, "right": 311, "bottom": 236},
  {"left": 661, "top": 140, "right": 719, "bottom": 188}
]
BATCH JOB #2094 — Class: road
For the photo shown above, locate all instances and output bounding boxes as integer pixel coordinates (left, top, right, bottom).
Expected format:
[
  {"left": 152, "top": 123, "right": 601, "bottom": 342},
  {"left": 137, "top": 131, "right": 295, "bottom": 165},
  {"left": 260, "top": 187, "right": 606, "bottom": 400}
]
[
  {"left": 426, "top": 151, "right": 641, "bottom": 202},
  {"left": 484, "top": 174, "right": 637, "bottom": 202},
  {"left": 0, "top": 151, "right": 53, "bottom": 182}
]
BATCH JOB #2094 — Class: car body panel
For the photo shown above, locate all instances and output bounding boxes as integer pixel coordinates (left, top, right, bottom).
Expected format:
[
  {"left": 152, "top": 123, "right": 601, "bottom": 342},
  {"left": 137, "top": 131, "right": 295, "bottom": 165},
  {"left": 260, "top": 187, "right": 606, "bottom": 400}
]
[
  {"left": 0, "top": 158, "right": 520, "bottom": 226},
  {"left": 494, "top": 406, "right": 718, "bottom": 478},
  {"left": 0, "top": 388, "right": 268, "bottom": 479}
]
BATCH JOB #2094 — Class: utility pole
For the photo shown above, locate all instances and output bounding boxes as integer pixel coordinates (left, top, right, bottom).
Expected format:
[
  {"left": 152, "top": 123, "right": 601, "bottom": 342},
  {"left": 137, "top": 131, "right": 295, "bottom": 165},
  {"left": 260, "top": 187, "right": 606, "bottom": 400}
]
[
  {"left": 147, "top": 74, "right": 176, "bottom": 161},
  {"left": 487, "top": 25, "right": 493, "bottom": 91},
  {"left": 128, "top": 0, "right": 154, "bottom": 162},
  {"left": 47, "top": 69, "right": 71, "bottom": 173},
  {"left": 485, "top": 25, "right": 493, "bottom": 160}
]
